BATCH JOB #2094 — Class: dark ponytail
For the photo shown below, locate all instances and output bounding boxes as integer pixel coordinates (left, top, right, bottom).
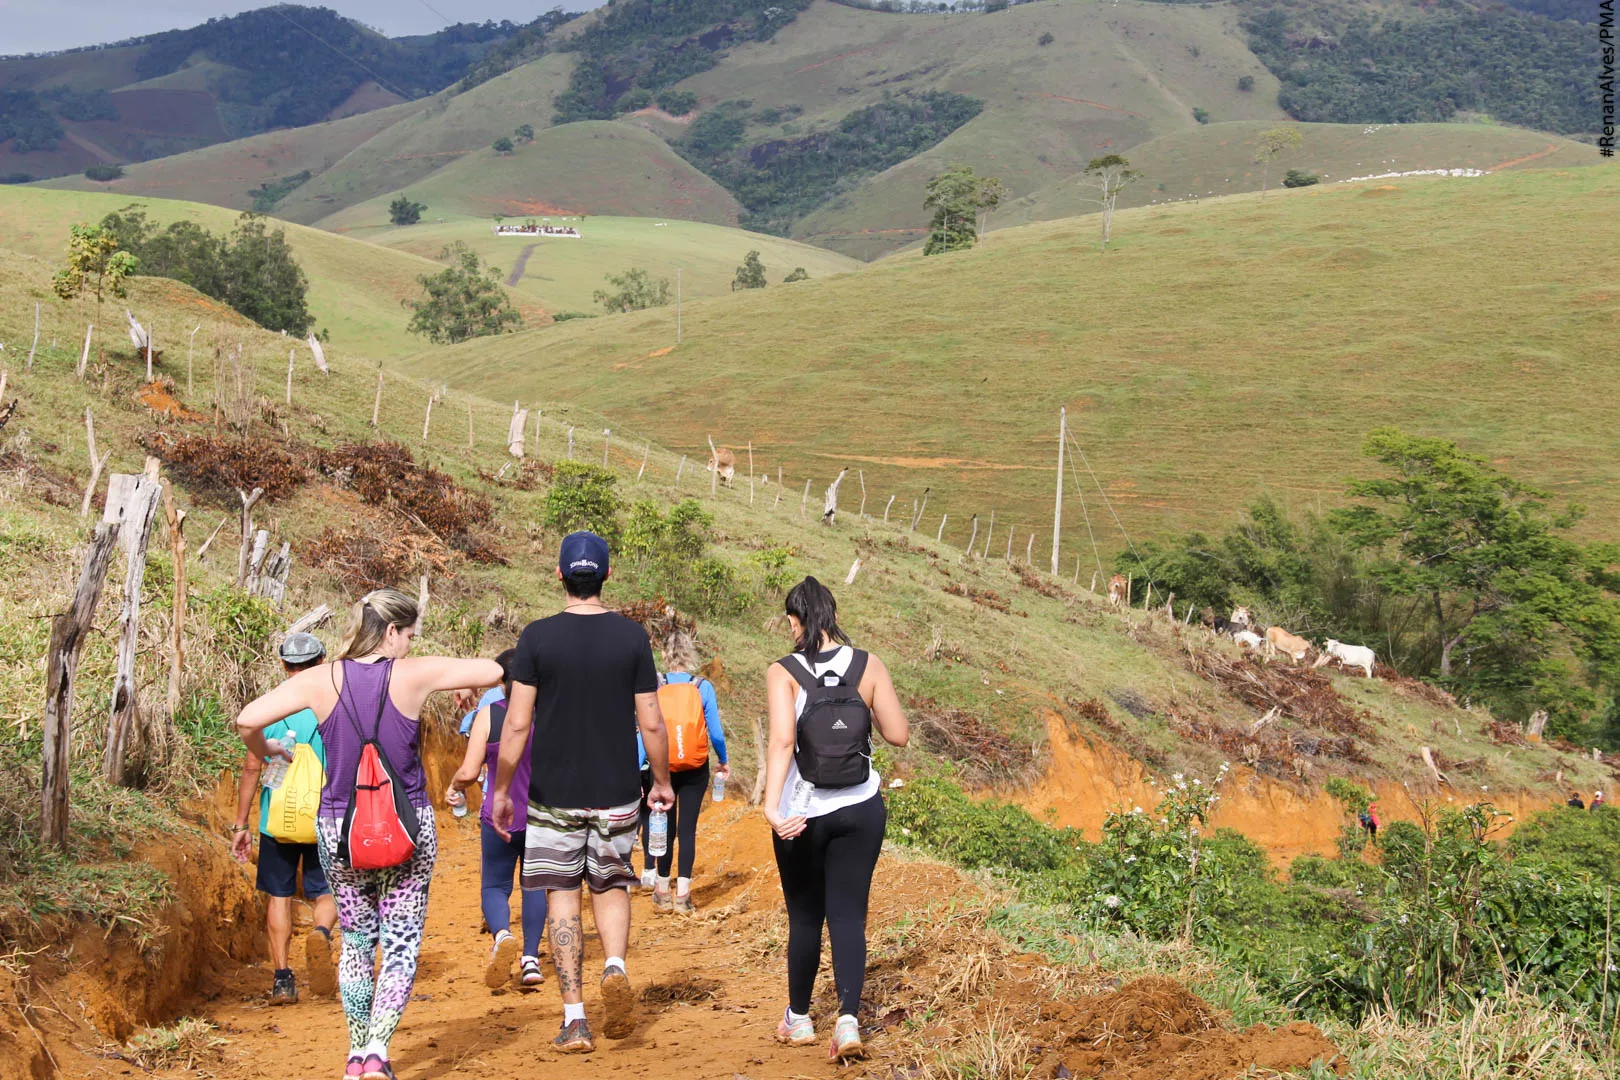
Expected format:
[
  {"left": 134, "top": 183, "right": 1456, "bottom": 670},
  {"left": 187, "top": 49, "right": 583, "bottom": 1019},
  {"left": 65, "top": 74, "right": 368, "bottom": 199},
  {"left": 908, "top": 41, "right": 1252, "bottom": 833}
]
[{"left": 785, "top": 576, "right": 850, "bottom": 657}]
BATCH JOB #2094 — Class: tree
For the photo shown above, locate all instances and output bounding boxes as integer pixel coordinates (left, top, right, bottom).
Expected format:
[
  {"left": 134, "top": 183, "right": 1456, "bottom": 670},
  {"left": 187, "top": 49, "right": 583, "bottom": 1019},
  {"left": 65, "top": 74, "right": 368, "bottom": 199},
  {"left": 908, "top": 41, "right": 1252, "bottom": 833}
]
[
  {"left": 1238, "top": 75, "right": 1256, "bottom": 92},
  {"left": 220, "top": 213, "right": 314, "bottom": 335},
  {"left": 732, "top": 250, "right": 767, "bottom": 291},
  {"left": 1331, "top": 429, "right": 1620, "bottom": 725},
  {"left": 403, "top": 243, "right": 523, "bottom": 344},
  {"left": 52, "top": 223, "right": 137, "bottom": 364},
  {"left": 1253, "top": 127, "right": 1303, "bottom": 197},
  {"left": 389, "top": 196, "right": 426, "bottom": 226},
  {"left": 593, "top": 268, "right": 671, "bottom": 313},
  {"left": 514, "top": 123, "right": 535, "bottom": 142},
  {"left": 1283, "top": 169, "right": 1320, "bottom": 188},
  {"left": 492, "top": 136, "right": 515, "bottom": 154},
  {"left": 783, "top": 267, "right": 810, "bottom": 283},
  {"left": 84, "top": 164, "right": 123, "bottom": 182},
  {"left": 923, "top": 165, "right": 1003, "bottom": 256},
  {"left": 1083, "top": 154, "right": 1140, "bottom": 250}
]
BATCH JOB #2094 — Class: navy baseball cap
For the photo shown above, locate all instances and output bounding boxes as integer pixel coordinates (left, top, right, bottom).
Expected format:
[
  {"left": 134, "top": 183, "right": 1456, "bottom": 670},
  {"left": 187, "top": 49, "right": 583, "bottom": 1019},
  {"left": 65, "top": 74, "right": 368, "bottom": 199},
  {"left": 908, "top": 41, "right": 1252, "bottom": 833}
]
[{"left": 559, "top": 530, "right": 610, "bottom": 578}]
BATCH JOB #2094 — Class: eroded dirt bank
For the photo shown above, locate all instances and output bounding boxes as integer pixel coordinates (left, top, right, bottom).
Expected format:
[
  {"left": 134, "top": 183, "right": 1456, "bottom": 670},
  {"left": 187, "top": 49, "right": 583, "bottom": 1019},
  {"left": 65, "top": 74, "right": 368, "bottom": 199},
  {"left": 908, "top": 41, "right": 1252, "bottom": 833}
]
[{"left": 1026, "top": 715, "right": 1560, "bottom": 860}]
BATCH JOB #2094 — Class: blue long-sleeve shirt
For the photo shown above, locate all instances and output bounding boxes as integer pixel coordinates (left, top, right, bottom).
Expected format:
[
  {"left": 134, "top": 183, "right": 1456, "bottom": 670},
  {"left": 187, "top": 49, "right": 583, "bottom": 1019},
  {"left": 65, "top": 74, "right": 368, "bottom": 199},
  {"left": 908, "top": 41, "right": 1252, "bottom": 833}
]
[
  {"left": 639, "top": 671, "right": 726, "bottom": 769},
  {"left": 459, "top": 685, "right": 505, "bottom": 736}
]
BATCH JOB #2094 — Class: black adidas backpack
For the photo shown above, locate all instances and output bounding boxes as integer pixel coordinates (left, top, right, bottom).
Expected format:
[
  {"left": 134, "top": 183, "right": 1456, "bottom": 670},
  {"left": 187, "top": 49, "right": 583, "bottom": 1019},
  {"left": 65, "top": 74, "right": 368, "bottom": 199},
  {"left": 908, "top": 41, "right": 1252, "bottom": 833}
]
[{"left": 782, "top": 649, "right": 872, "bottom": 787}]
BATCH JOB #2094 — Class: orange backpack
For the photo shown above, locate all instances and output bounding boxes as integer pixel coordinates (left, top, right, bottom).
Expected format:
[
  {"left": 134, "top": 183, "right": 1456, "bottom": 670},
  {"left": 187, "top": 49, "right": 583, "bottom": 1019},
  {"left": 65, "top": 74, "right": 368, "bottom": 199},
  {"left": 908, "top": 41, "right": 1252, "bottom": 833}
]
[{"left": 657, "top": 676, "right": 710, "bottom": 771}]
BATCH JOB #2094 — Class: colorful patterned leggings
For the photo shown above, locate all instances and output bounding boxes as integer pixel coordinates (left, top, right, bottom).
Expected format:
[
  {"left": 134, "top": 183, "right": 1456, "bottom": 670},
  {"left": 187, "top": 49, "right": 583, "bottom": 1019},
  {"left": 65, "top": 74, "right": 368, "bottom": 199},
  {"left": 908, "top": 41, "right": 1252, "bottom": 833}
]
[{"left": 316, "top": 811, "right": 437, "bottom": 1057}]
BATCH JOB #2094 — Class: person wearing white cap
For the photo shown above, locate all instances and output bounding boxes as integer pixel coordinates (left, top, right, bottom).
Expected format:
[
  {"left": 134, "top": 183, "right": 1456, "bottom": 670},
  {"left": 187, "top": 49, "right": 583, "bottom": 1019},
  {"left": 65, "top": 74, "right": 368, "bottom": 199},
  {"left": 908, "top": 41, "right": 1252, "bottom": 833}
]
[{"left": 230, "top": 631, "right": 338, "bottom": 1004}]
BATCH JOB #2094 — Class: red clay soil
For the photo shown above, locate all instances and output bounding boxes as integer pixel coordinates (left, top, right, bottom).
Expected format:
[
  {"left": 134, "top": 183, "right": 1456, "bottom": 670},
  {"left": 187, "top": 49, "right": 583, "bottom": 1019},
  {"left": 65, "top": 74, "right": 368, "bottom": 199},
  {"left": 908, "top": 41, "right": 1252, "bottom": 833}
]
[
  {"left": 1035, "top": 977, "right": 1343, "bottom": 1079},
  {"left": 136, "top": 381, "right": 208, "bottom": 421}
]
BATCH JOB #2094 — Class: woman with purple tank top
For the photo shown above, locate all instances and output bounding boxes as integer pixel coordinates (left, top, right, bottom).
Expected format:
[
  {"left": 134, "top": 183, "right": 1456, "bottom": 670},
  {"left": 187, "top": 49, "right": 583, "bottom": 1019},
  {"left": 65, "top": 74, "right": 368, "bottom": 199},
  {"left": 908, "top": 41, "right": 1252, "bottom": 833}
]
[
  {"left": 446, "top": 648, "right": 547, "bottom": 990},
  {"left": 236, "top": 588, "right": 501, "bottom": 1080}
]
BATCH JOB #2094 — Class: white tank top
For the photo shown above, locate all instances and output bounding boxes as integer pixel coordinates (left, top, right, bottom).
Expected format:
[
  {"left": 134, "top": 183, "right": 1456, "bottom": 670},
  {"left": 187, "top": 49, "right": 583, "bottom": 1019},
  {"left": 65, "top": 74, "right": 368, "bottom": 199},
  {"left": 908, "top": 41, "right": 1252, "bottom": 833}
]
[{"left": 775, "top": 645, "right": 881, "bottom": 820}]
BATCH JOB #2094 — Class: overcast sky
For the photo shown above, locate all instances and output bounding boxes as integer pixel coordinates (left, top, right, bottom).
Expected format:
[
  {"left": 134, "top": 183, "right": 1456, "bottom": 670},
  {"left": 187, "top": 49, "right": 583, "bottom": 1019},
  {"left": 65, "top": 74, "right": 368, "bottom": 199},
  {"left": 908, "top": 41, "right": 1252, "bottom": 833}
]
[{"left": 2, "top": 2, "right": 598, "bottom": 56}]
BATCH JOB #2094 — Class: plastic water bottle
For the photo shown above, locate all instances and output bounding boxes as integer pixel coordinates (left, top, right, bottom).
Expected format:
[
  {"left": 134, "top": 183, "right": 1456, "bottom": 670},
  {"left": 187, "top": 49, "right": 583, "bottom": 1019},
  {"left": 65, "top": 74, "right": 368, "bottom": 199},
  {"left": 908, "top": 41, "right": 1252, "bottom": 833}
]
[
  {"left": 647, "top": 809, "right": 669, "bottom": 857},
  {"left": 711, "top": 772, "right": 726, "bottom": 803},
  {"left": 262, "top": 732, "right": 294, "bottom": 789},
  {"left": 788, "top": 778, "right": 815, "bottom": 817},
  {"left": 451, "top": 792, "right": 468, "bottom": 818}
]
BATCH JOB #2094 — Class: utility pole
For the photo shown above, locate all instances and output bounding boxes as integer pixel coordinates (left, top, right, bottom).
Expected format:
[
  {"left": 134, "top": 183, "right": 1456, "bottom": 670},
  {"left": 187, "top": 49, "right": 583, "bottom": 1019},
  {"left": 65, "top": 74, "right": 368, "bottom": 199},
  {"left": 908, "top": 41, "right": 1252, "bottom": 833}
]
[{"left": 1051, "top": 405, "right": 1066, "bottom": 575}]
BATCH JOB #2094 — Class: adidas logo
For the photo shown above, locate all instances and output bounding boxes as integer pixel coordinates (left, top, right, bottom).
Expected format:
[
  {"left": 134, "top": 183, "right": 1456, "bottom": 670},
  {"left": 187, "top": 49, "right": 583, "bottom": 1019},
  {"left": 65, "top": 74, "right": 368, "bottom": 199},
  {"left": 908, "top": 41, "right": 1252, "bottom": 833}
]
[{"left": 831, "top": 719, "right": 848, "bottom": 730}]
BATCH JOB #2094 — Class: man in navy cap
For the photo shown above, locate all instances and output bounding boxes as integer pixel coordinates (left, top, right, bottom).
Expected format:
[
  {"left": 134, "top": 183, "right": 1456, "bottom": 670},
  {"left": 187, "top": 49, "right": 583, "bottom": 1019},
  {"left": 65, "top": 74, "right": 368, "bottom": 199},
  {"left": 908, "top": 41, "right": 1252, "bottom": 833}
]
[{"left": 491, "top": 531, "right": 674, "bottom": 1054}]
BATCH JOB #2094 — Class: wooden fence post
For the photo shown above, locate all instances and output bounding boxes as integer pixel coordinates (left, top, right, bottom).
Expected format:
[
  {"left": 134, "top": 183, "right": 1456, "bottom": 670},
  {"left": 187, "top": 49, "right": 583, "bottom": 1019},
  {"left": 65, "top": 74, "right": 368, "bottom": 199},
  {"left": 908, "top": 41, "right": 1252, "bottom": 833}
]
[
  {"left": 103, "top": 468, "right": 163, "bottom": 785},
  {"left": 196, "top": 513, "right": 229, "bottom": 561},
  {"left": 603, "top": 429, "right": 611, "bottom": 468},
  {"left": 638, "top": 443, "right": 649, "bottom": 481},
  {"left": 161, "top": 482, "right": 187, "bottom": 718},
  {"left": 748, "top": 442, "right": 755, "bottom": 505},
  {"left": 937, "top": 515, "right": 948, "bottom": 542},
  {"left": 707, "top": 436, "right": 719, "bottom": 498},
  {"left": 422, "top": 389, "right": 435, "bottom": 442},
  {"left": 982, "top": 510, "right": 995, "bottom": 557},
  {"left": 911, "top": 489, "right": 930, "bottom": 531},
  {"left": 858, "top": 469, "right": 867, "bottom": 519},
  {"left": 77, "top": 323, "right": 93, "bottom": 380},
  {"left": 1005, "top": 529, "right": 1013, "bottom": 561},
  {"left": 371, "top": 366, "right": 383, "bottom": 428},
  {"left": 415, "top": 574, "right": 429, "bottom": 635},
  {"left": 235, "top": 487, "right": 264, "bottom": 588},
  {"left": 567, "top": 427, "right": 574, "bottom": 459},
  {"left": 507, "top": 408, "right": 527, "bottom": 458},
  {"left": 845, "top": 558, "right": 863, "bottom": 584},
  {"left": 187, "top": 324, "right": 199, "bottom": 395},
  {"left": 42, "top": 522, "right": 121, "bottom": 847},
  {"left": 285, "top": 347, "right": 295, "bottom": 405},
  {"left": 774, "top": 467, "right": 782, "bottom": 509},
  {"left": 966, "top": 514, "right": 978, "bottom": 554},
  {"left": 800, "top": 478, "right": 811, "bottom": 521},
  {"left": 675, "top": 455, "right": 686, "bottom": 487},
  {"left": 1026, "top": 533, "right": 1035, "bottom": 565},
  {"left": 467, "top": 400, "right": 474, "bottom": 449},
  {"left": 822, "top": 468, "right": 847, "bottom": 525},
  {"left": 26, "top": 302, "right": 38, "bottom": 370},
  {"left": 80, "top": 407, "right": 110, "bottom": 518}
]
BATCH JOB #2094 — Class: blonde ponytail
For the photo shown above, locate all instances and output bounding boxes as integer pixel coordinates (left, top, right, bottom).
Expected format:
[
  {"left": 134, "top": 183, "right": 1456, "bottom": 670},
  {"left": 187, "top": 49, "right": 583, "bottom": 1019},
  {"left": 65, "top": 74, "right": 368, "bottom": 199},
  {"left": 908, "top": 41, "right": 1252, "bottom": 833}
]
[{"left": 337, "top": 588, "right": 419, "bottom": 660}]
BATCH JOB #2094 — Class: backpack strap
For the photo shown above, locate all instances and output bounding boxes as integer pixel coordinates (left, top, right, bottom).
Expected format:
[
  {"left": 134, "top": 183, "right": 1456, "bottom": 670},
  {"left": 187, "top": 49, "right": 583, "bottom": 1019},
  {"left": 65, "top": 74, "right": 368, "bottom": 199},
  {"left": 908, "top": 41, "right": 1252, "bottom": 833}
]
[
  {"left": 368, "top": 661, "right": 393, "bottom": 742},
  {"left": 779, "top": 654, "right": 820, "bottom": 693},
  {"left": 840, "top": 649, "right": 870, "bottom": 691}
]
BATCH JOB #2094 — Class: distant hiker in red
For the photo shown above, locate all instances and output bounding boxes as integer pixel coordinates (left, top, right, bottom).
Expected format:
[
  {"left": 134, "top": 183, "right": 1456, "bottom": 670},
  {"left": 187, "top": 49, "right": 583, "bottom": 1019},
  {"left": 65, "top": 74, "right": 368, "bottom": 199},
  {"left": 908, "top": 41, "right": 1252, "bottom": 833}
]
[
  {"left": 1358, "top": 802, "right": 1381, "bottom": 841},
  {"left": 236, "top": 588, "right": 500, "bottom": 1080},
  {"left": 1591, "top": 791, "right": 1605, "bottom": 811}
]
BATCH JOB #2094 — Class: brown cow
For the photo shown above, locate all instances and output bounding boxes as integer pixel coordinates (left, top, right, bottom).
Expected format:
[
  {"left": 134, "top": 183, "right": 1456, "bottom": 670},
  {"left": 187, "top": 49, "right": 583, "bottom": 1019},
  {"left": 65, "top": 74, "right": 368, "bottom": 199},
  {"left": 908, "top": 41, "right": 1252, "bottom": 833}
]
[
  {"left": 707, "top": 447, "right": 736, "bottom": 486},
  {"left": 1265, "top": 626, "right": 1311, "bottom": 663},
  {"left": 1107, "top": 574, "right": 1128, "bottom": 606}
]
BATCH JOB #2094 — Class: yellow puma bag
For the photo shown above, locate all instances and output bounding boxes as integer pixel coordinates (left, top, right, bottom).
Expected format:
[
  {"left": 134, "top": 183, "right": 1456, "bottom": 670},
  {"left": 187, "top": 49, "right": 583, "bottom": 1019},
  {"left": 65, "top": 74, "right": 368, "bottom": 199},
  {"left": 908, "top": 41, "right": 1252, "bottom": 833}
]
[{"left": 265, "top": 741, "right": 324, "bottom": 844}]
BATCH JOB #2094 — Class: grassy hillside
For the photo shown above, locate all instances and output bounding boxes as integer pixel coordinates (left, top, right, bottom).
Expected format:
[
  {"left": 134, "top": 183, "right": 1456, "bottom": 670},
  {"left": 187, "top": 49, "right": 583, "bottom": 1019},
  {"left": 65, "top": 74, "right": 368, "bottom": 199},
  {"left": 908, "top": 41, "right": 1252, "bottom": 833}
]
[
  {"left": 664, "top": 0, "right": 1286, "bottom": 256},
  {"left": 0, "top": 187, "right": 540, "bottom": 355},
  {"left": 272, "top": 53, "right": 578, "bottom": 225},
  {"left": 34, "top": 100, "right": 427, "bottom": 212},
  {"left": 316, "top": 121, "right": 742, "bottom": 230},
  {"left": 396, "top": 166, "right": 1620, "bottom": 559},
  {"left": 995, "top": 120, "right": 1601, "bottom": 227},
  {"left": 341, "top": 212, "right": 861, "bottom": 316}
]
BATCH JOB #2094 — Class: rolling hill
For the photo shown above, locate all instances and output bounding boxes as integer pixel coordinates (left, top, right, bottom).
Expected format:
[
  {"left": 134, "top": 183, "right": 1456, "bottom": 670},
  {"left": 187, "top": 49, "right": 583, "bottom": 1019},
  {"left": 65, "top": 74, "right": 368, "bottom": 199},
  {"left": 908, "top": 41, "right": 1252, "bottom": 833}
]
[
  {"left": 0, "top": 187, "right": 540, "bottom": 355},
  {"left": 0, "top": 7, "right": 528, "bottom": 182},
  {"left": 333, "top": 211, "right": 862, "bottom": 316},
  {"left": 394, "top": 165, "right": 1620, "bottom": 560},
  {"left": 993, "top": 120, "right": 1601, "bottom": 227},
  {"left": 313, "top": 121, "right": 742, "bottom": 230}
]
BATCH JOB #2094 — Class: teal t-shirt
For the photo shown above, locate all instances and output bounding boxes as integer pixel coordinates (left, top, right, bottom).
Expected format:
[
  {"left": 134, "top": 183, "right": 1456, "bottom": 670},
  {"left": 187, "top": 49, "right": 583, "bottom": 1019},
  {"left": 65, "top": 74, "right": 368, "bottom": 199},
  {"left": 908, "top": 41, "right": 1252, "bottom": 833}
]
[{"left": 258, "top": 708, "right": 326, "bottom": 837}]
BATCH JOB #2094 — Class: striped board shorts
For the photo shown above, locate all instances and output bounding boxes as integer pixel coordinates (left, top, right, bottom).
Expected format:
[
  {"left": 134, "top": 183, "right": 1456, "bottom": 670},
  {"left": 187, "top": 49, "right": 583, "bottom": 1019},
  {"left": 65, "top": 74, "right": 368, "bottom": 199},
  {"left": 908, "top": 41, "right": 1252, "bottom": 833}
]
[{"left": 521, "top": 801, "right": 640, "bottom": 894}]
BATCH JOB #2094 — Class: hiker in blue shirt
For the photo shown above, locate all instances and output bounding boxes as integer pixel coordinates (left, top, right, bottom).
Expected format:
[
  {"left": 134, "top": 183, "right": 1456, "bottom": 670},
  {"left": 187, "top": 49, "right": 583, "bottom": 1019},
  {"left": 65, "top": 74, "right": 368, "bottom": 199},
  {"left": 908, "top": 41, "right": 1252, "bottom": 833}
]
[{"left": 230, "top": 632, "right": 338, "bottom": 1005}]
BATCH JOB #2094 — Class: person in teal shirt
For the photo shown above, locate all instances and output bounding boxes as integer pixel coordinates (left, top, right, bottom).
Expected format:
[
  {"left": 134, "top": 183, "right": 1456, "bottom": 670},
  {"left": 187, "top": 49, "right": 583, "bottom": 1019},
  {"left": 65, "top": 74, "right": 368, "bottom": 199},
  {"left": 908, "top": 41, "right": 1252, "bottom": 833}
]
[{"left": 231, "top": 633, "right": 338, "bottom": 1005}]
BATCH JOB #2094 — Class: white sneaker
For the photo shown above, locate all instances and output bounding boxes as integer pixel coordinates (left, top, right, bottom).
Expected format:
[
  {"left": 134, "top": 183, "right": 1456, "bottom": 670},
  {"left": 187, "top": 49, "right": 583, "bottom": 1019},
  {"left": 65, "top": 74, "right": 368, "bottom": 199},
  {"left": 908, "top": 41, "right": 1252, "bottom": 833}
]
[
  {"left": 640, "top": 869, "right": 656, "bottom": 889},
  {"left": 484, "top": 930, "right": 518, "bottom": 989}
]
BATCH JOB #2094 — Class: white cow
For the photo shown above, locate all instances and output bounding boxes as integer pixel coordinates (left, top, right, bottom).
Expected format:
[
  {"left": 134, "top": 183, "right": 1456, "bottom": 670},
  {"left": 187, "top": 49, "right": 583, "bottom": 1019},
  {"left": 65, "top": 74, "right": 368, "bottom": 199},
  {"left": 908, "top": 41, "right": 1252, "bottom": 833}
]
[
  {"left": 1315, "top": 639, "right": 1376, "bottom": 678},
  {"left": 1233, "top": 629, "right": 1263, "bottom": 650}
]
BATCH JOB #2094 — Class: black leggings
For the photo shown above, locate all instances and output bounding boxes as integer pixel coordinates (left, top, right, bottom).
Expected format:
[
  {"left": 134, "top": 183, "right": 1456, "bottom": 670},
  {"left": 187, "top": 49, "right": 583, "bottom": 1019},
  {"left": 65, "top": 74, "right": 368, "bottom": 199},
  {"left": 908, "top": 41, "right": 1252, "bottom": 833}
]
[
  {"left": 640, "top": 763, "right": 709, "bottom": 879},
  {"left": 772, "top": 792, "right": 886, "bottom": 1017}
]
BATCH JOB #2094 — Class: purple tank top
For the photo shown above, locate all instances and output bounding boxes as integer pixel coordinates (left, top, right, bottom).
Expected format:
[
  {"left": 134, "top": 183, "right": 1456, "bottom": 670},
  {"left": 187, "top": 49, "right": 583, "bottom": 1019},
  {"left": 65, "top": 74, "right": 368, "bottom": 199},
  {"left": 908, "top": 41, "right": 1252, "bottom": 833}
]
[
  {"left": 317, "top": 659, "right": 429, "bottom": 816},
  {"left": 480, "top": 701, "right": 533, "bottom": 829}
]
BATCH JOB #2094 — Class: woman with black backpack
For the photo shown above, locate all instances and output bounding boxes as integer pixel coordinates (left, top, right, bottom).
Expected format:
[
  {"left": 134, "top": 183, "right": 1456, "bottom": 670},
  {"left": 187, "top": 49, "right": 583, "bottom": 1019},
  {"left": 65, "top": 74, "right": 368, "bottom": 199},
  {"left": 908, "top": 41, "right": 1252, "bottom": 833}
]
[
  {"left": 236, "top": 588, "right": 501, "bottom": 1080},
  {"left": 762, "top": 577, "right": 909, "bottom": 1063}
]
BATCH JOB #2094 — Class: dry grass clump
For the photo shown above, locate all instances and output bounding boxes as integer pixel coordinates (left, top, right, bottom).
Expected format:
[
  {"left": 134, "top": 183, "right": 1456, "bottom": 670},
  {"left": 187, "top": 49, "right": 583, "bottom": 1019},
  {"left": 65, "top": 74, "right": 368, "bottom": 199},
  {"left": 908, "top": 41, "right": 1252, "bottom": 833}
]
[
  {"left": 910, "top": 702, "right": 1037, "bottom": 787},
  {"left": 119, "top": 1017, "right": 226, "bottom": 1070},
  {"left": 944, "top": 581, "right": 1017, "bottom": 615},
  {"left": 140, "top": 430, "right": 311, "bottom": 500},
  {"left": 909, "top": 1005, "right": 1035, "bottom": 1080},
  {"left": 302, "top": 528, "right": 455, "bottom": 592},
  {"left": 638, "top": 976, "right": 723, "bottom": 1008},
  {"left": 313, "top": 441, "right": 498, "bottom": 559},
  {"left": 1188, "top": 650, "right": 1373, "bottom": 739}
]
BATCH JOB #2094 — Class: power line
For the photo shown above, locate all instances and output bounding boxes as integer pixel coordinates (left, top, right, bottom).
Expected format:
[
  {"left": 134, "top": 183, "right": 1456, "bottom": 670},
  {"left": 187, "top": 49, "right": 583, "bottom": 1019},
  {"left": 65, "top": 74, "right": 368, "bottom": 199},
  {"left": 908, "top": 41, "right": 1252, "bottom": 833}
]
[
  {"left": 1067, "top": 429, "right": 1159, "bottom": 599},
  {"left": 416, "top": 0, "right": 457, "bottom": 28},
  {"left": 267, "top": 6, "right": 415, "bottom": 102},
  {"left": 1063, "top": 428, "right": 1106, "bottom": 585}
]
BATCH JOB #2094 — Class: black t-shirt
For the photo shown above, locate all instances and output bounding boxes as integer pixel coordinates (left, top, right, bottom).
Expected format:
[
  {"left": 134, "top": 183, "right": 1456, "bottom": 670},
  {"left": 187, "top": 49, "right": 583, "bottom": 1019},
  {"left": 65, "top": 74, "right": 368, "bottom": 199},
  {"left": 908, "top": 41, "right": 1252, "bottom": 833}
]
[{"left": 509, "top": 610, "right": 657, "bottom": 809}]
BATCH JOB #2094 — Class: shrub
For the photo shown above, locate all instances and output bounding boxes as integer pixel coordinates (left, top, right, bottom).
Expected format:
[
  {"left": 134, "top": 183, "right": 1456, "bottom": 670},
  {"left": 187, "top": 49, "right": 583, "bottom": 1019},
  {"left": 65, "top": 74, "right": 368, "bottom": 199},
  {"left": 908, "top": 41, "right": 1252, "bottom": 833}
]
[
  {"left": 1238, "top": 75, "right": 1256, "bottom": 92},
  {"left": 656, "top": 89, "right": 697, "bottom": 115},
  {"left": 1192, "top": 107, "right": 1211, "bottom": 124},
  {"left": 887, "top": 775, "right": 1081, "bottom": 884},
  {"left": 84, "top": 164, "right": 124, "bottom": 182},
  {"left": 782, "top": 266, "right": 809, "bottom": 283},
  {"left": 1038, "top": 31, "right": 1054, "bottom": 46},
  {"left": 543, "top": 461, "right": 623, "bottom": 542},
  {"left": 1509, "top": 804, "right": 1620, "bottom": 886},
  {"left": 514, "top": 123, "right": 535, "bottom": 141},
  {"left": 388, "top": 195, "right": 425, "bottom": 226},
  {"left": 1283, "top": 169, "right": 1320, "bottom": 188},
  {"left": 492, "top": 136, "right": 515, "bottom": 153},
  {"left": 616, "top": 87, "right": 654, "bottom": 113},
  {"left": 748, "top": 546, "right": 796, "bottom": 596}
]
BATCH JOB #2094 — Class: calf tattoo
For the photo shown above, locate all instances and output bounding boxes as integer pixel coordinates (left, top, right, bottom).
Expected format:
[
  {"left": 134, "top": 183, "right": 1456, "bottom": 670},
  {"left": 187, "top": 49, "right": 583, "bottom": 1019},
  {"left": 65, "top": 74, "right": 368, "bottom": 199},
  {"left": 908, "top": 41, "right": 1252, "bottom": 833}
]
[{"left": 548, "top": 914, "right": 584, "bottom": 996}]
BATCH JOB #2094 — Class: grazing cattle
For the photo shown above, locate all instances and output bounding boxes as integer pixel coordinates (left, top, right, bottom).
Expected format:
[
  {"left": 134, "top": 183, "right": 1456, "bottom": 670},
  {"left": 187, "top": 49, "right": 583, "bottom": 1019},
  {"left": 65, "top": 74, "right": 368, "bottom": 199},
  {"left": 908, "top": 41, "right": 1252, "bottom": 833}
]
[
  {"left": 1230, "top": 606, "right": 1252, "bottom": 631},
  {"left": 1265, "top": 626, "right": 1311, "bottom": 663},
  {"left": 1233, "top": 629, "right": 1263, "bottom": 650},
  {"left": 1315, "top": 639, "right": 1376, "bottom": 678},
  {"left": 1107, "top": 574, "right": 1128, "bottom": 606},
  {"left": 707, "top": 447, "right": 736, "bottom": 486}
]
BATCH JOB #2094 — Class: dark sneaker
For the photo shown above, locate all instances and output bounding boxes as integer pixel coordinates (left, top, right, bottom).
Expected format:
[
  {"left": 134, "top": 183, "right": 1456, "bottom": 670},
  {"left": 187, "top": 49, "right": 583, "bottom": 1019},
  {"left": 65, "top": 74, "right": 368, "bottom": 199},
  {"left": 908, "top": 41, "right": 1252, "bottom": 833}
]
[
  {"left": 306, "top": 928, "right": 336, "bottom": 997},
  {"left": 269, "top": 970, "right": 298, "bottom": 1005},
  {"left": 600, "top": 965, "right": 636, "bottom": 1039},
  {"left": 519, "top": 955, "right": 545, "bottom": 989},
  {"left": 651, "top": 889, "right": 673, "bottom": 914},
  {"left": 673, "top": 893, "right": 696, "bottom": 915},
  {"left": 359, "top": 1055, "right": 396, "bottom": 1080},
  {"left": 553, "top": 1018, "right": 595, "bottom": 1054},
  {"left": 344, "top": 1056, "right": 365, "bottom": 1079}
]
